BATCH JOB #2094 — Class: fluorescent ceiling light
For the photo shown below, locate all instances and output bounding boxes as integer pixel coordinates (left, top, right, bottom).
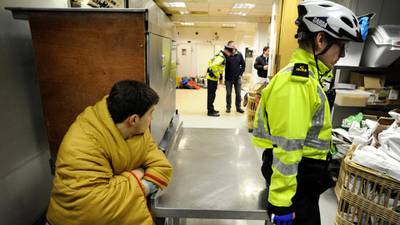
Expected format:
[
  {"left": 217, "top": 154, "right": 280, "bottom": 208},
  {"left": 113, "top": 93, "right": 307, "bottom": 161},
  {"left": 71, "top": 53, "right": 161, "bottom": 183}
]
[
  {"left": 233, "top": 3, "right": 255, "bottom": 9},
  {"left": 222, "top": 23, "right": 236, "bottom": 28},
  {"left": 181, "top": 22, "right": 194, "bottom": 26},
  {"left": 164, "top": 2, "right": 187, "bottom": 8},
  {"left": 229, "top": 11, "right": 247, "bottom": 16},
  {"left": 179, "top": 10, "right": 190, "bottom": 14}
]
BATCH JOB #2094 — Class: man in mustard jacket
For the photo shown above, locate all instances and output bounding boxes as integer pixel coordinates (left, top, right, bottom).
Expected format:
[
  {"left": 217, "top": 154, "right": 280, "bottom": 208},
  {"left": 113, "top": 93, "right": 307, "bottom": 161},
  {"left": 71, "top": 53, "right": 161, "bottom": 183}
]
[
  {"left": 253, "top": 1, "right": 363, "bottom": 225},
  {"left": 47, "top": 80, "right": 173, "bottom": 225}
]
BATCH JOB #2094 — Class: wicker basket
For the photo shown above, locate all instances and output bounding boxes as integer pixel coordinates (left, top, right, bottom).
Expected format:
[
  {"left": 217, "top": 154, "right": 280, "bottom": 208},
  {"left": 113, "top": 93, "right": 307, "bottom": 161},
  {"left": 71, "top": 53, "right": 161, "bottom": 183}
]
[
  {"left": 246, "top": 92, "right": 259, "bottom": 132},
  {"left": 335, "top": 145, "right": 400, "bottom": 225}
]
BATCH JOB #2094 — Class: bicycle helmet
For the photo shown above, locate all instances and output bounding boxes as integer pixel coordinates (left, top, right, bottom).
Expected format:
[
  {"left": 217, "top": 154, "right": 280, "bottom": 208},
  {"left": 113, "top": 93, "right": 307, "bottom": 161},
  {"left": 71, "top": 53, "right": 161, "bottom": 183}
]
[{"left": 296, "top": 0, "right": 362, "bottom": 42}]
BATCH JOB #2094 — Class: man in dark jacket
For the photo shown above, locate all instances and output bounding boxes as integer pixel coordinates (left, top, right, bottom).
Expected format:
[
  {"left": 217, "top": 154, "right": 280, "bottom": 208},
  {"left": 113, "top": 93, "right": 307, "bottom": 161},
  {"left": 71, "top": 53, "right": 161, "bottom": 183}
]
[
  {"left": 225, "top": 41, "right": 246, "bottom": 113},
  {"left": 254, "top": 46, "right": 269, "bottom": 78}
]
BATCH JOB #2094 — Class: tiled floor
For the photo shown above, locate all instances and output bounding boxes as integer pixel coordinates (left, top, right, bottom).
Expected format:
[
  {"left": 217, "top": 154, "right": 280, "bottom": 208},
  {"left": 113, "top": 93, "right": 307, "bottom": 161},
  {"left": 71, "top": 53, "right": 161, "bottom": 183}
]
[{"left": 175, "top": 86, "right": 338, "bottom": 225}]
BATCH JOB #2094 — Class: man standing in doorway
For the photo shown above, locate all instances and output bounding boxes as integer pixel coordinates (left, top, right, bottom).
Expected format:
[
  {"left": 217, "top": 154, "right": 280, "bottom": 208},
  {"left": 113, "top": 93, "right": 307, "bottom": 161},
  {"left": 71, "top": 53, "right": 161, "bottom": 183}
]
[
  {"left": 206, "top": 45, "right": 234, "bottom": 117},
  {"left": 254, "top": 46, "right": 269, "bottom": 78},
  {"left": 225, "top": 41, "right": 246, "bottom": 113}
]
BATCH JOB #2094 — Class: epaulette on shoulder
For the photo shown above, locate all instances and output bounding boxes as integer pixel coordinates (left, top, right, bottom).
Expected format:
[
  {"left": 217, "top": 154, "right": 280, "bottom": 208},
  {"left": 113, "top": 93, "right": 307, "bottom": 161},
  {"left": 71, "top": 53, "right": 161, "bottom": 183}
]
[
  {"left": 292, "top": 63, "right": 309, "bottom": 77},
  {"left": 290, "top": 63, "right": 309, "bottom": 83}
]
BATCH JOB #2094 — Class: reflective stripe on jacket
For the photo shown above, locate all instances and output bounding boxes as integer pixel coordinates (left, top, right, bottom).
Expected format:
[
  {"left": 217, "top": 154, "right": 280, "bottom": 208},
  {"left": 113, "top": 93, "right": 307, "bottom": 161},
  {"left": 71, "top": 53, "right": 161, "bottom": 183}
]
[
  {"left": 252, "top": 48, "right": 333, "bottom": 208},
  {"left": 207, "top": 51, "right": 226, "bottom": 81}
]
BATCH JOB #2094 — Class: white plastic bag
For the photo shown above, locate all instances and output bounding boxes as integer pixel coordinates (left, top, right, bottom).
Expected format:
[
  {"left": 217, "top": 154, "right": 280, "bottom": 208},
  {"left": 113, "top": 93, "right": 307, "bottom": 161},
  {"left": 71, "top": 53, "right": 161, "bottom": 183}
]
[{"left": 352, "top": 145, "right": 400, "bottom": 181}]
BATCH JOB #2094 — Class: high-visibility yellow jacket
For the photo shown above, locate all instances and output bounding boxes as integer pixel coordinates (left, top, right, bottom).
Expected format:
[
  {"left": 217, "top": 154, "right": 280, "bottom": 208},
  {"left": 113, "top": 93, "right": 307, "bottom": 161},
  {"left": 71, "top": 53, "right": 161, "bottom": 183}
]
[
  {"left": 206, "top": 51, "right": 226, "bottom": 81},
  {"left": 47, "top": 96, "right": 173, "bottom": 225},
  {"left": 252, "top": 48, "right": 332, "bottom": 209}
]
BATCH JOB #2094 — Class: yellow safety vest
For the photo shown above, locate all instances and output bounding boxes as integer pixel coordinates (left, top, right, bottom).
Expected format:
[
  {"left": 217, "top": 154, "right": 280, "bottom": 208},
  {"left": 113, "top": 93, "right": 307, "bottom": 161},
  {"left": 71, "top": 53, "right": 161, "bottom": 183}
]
[
  {"left": 252, "top": 48, "right": 333, "bottom": 208},
  {"left": 206, "top": 51, "right": 226, "bottom": 81}
]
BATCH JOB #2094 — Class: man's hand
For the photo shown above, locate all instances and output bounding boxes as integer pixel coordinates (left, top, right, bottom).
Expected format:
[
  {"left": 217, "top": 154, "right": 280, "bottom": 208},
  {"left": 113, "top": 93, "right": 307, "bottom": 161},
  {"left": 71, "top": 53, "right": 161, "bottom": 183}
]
[
  {"left": 131, "top": 168, "right": 144, "bottom": 179},
  {"left": 141, "top": 179, "right": 158, "bottom": 196},
  {"left": 263, "top": 65, "right": 269, "bottom": 70},
  {"left": 271, "top": 212, "right": 295, "bottom": 225}
]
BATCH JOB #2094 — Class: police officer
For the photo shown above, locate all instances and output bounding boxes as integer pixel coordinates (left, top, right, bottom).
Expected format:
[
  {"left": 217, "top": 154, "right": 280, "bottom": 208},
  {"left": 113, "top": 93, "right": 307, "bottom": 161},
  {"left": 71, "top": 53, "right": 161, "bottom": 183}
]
[
  {"left": 252, "top": 1, "right": 363, "bottom": 224},
  {"left": 206, "top": 45, "right": 234, "bottom": 117}
]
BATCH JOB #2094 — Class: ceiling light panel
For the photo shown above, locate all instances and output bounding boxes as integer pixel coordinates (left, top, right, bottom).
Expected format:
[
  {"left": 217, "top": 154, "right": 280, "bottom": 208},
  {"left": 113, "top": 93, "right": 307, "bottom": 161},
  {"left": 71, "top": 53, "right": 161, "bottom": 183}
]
[
  {"left": 222, "top": 23, "right": 236, "bottom": 28},
  {"left": 181, "top": 22, "right": 194, "bottom": 26},
  {"left": 229, "top": 11, "right": 247, "bottom": 16},
  {"left": 165, "top": 2, "right": 187, "bottom": 8},
  {"left": 233, "top": 3, "right": 256, "bottom": 9}
]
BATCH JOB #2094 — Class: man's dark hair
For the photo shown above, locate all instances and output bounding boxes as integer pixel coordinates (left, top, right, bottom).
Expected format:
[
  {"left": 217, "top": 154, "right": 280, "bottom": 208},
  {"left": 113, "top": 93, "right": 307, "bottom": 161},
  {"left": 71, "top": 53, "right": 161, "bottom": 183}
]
[
  {"left": 263, "top": 46, "right": 270, "bottom": 52},
  {"left": 227, "top": 40, "right": 235, "bottom": 46},
  {"left": 107, "top": 80, "right": 159, "bottom": 123}
]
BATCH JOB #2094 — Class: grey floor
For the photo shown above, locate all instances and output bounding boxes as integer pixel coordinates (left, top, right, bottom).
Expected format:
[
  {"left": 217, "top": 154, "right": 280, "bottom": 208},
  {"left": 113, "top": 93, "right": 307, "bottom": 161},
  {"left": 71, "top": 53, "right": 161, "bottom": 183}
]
[{"left": 178, "top": 114, "right": 338, "bottom": 225}]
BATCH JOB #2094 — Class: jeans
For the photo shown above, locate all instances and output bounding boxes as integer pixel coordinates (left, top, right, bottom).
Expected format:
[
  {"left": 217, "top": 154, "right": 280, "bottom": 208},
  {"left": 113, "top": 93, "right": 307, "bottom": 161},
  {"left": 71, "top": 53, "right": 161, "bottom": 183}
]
[{"left": 225, "top": 78, "right": 241, "bottom": 110}]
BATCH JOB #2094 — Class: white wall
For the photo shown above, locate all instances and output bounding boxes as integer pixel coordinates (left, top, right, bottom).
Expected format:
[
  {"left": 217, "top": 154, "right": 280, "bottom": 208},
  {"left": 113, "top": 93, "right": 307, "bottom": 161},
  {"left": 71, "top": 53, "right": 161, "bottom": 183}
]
[
  {"left": 254, "top": 23, "right": 271, "bottom": 57},
  {"left": 252, "top": 22, "right": 271, "bottom": 80},
  {"left": 175, "top": 26, "right": 267, "bottom": 78},
  {"left": 177, "top": 43, "right": 193, "bottom": 77},
  {"left": 266, "top": 0, "right": 279, "bottom": 78}
]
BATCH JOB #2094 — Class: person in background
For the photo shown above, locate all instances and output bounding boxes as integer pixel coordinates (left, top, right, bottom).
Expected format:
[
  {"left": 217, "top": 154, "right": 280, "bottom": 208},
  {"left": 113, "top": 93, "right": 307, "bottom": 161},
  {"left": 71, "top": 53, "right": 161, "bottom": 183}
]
[
  {"left": 225, "top": 41, "right": 246, "bottom": 113},
  {"left": 206, "top": 45, "right": 234, "bottom": 117},
  {"left": 254, "top": 46, "right": 270, "bottom": 78},
  {"left": 46, "top": 80, "right": 173, "bottom": 225},
  {"left": 252, "top": 1, "right": 363, "bottom": 225}
]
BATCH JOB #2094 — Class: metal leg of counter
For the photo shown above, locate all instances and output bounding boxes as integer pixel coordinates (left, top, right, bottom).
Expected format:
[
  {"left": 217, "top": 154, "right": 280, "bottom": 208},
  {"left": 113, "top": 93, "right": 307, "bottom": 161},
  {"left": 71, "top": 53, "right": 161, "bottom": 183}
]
[
  {"left": 164, "top": 218, "right": 272, "bottom": 225},
  {"left": 158, "top": 217, "right": 273, "bottom": 225},
  {"left": 166, "top": 217, "right": 186, "bottom": 225}
]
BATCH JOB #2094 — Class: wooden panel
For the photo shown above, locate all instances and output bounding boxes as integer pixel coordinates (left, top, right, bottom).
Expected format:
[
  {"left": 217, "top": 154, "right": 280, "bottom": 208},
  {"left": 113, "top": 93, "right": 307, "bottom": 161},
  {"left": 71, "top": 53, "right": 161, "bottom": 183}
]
[
  {"left": 29, "top": 12, "right": 146, "bottom": 156},
  {"left": 276, "top": 0, "right": 302, "bottom": 71}
]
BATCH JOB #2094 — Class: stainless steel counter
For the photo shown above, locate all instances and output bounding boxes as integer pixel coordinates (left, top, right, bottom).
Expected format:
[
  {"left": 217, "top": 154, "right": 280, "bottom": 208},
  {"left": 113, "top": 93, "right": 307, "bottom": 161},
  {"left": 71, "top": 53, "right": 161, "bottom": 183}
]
[{"left": 151, "top": 128, "right": 269, "bottom": 223}]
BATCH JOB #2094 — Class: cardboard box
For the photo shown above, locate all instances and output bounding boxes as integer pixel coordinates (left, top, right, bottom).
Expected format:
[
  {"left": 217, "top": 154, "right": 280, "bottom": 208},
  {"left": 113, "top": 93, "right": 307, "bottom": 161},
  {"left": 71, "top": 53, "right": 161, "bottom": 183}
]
[
  {"left": 349, "top": 72, "right": 386, "bottom": 89},
  {"left": 335, "top": 90, "right": 371, "bottom": 107},
  {"left": 350, "top": 72, "right": 364, "bottom": 87},
  {"left": 364, "top": 75, "right": 385, "bottom": 89}
]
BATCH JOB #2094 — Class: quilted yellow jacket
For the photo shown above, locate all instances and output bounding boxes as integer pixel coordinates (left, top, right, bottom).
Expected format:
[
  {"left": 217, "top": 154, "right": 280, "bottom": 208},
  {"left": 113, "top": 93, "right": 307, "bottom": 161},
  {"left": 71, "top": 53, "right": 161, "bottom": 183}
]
[{"left": 47, "top": 96, "right": 173, "bottom": 225}]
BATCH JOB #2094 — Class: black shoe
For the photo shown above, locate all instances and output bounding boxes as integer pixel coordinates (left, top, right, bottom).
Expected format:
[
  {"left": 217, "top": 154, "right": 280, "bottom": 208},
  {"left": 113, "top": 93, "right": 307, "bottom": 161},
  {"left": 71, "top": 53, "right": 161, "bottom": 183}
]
[
  {"left": 213, "top": 110, "right": 219, "bottom": 113},
  {"left": 226, "top": 108, "right": 231, "bottom": 113},
  {"left": 207, "top": 111, "right": 220, "bottom": 117},
  {"left": 236, "top": 108, "right": 245, "bottom": 113}
]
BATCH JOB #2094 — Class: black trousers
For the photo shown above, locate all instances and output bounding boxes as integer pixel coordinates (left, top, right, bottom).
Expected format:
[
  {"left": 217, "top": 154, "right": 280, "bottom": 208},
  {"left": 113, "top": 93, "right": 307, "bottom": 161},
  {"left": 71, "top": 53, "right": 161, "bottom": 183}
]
[
  {"left": 225, "top": 79, "right": 241, "bottom": 110},
  {"left": 261, "top": 149, "right": 334, "bottom": 225},
  {"left": 207, "top": 79, "right": 218, "bottom": 113}
]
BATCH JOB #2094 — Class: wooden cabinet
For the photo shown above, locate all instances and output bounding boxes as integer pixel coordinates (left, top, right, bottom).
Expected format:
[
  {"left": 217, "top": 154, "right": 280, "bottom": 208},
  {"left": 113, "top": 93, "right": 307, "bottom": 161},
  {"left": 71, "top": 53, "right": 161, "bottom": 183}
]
[{"left": 7, "top": 8, "right": 176, "bottom": 156}]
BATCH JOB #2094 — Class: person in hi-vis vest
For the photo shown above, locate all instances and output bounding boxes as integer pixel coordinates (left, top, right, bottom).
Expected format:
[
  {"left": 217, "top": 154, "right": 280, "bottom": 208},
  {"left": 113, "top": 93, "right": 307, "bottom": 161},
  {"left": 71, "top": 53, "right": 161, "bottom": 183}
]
[
  {"left": 206, "top": 45, "right": 234, "bottom": 117},
  {"left": 252, "top": 1, "right": 364, "bottom": 224}
]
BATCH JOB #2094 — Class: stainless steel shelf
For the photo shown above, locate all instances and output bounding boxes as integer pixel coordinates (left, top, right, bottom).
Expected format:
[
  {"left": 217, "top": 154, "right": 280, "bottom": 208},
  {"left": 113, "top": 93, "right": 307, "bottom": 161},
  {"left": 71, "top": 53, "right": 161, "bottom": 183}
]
[{"left": 151, "top": 127, "right": 269, "bottom": 222}]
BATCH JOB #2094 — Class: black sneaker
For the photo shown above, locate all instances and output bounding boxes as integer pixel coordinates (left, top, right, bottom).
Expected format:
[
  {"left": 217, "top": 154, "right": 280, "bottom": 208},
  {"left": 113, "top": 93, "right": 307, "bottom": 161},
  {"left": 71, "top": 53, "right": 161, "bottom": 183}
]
[
  {"left": 207, "top": 111, "right": 220, "bottom": 117},
  {"left": 236, "top": 108, "right": 245, "bottom": 113},
  {"left": 213, "top": 110, "right": 219, "bottom": 113},
  {"left": 226, "top": 108, "right": 231, "bottom": 113}
]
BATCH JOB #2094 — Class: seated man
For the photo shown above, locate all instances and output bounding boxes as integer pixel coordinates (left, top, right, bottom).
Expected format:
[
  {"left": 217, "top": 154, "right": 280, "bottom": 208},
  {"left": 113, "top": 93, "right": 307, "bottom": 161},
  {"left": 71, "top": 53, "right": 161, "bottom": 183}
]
[{"left": 47, "top": 80, "right": 173, "bottom": 225}]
